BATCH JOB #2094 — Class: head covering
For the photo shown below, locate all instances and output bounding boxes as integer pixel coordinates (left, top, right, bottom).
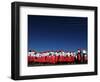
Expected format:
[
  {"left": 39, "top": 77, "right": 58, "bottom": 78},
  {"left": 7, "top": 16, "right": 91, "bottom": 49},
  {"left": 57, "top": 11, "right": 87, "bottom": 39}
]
[
  {"left": 67, "top": 52, "right": 70, "bottom": 56},
  {"left": 83, "top": 50, "right": 86, "bottom": 54},
  {"left": 71, "top": 52, "right": 73, "bottom": 56},
  {"left": 78, "top": 49, "right": 81, "bottom": 53}
]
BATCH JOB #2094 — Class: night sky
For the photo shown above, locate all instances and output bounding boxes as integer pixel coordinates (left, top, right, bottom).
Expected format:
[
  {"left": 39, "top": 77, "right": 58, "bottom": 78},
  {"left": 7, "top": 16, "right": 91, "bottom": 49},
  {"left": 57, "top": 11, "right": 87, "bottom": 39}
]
[{"left": 28, "top": 15, "right": 87, "bottom": 52}]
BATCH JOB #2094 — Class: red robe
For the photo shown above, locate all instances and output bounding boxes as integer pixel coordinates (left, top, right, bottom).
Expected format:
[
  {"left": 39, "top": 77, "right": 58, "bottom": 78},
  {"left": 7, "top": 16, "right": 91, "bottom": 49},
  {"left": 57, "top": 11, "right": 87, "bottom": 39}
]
[
  {"left": 41, "top": 56, "right": 46, "bottom": 63},
  {"left": 68, "top": 56, "right": 72, "bottom": 63},
  {"left": 55, "top": 56, "right": 59, "bottom": 63},
  {"left": 65, "top": 56, "right": 69, "bottom": 63},
  {"left": 51, "top": 56, "right": 56, "bottom": 64},
  {"left": 71, "top": 56, "right": 75, "bottom": 63},
  {"left": 77, "top": 54, "right": 81, "bottom": 62},
  {"left": 84, "top": 55, "right": 87, "bottom": 62},
  {"left": 47, "top": 56, "right": 51, "bottom": 63},
  {"left": 59, "top": 56, "right": 64, "bottom": 63}
]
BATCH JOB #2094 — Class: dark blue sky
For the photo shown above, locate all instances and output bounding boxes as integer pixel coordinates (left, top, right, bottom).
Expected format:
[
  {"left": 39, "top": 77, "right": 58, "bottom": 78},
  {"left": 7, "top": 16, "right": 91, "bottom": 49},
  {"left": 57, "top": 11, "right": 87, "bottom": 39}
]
[{"left": 28, "top": 15, "right": 87, "bottom": 52}]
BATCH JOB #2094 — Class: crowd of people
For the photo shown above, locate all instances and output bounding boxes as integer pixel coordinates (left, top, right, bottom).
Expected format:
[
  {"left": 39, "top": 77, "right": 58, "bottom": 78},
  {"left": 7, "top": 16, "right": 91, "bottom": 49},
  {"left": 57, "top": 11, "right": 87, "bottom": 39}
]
[{"left": 28, "top": 49, "right": 88, "bottom": 65}]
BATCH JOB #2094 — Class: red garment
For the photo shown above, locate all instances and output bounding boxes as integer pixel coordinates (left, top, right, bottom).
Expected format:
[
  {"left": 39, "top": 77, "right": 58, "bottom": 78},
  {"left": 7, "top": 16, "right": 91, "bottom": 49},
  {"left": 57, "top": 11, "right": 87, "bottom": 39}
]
[
  {"left": 68, "top": 56, "right": 72, "bottom": 63},
  {"left": 34, "top": 57, "right": 39, "bottom": 62},
  {"left": 47, "top": 56, "right": 51, "bottom": 63},
  {"left": 84, "top": 55, "right": 87, "bottom": 61},
  {"left": 77, "top": 54, "right": 81, "bottom": 61},
  {"left": 41, "top": 56, "right": 46, "bottom": 63},
  {"left": 81, "top": 56, "right": 83, "bottom": 62},
  {"left": 28, "top": 56, "right": 34, "bottom": 62},
  {"left": 37, "top": 56, "right": 42, "bottom": 63},
  {"left": 59, "top": 56, "right": 65, "bottom": 62},
  {"left": 44, "top": 56, "right": 47, "bottom": 63},
  {"left": 55, "top": 56, "right": 59, "bottom": 63},
  {"left": 45, "top": 56, "right": 49, "bottom": 63},
  {"left": 48, "top": 56, "right": 52, "bottom": 64},
  {"left": 28, "top": 56, "right": 31, "bottom": 62},
  {"left": 34, "top": 57, "right": 38, "bottom": 62},
  {"left": 64, "top": 56, "right": 66, "bottom": 62},
  {"left": 71, "top": 56, "right": 75, "bottom": 63},
  {"left": 65, "top": 56, "right": 69, "bottom": 63},
  {"left": 59, "top": 56, "right": 62, "bottom": 62},
  {"left": 31, "top": 56, "right": 35, "bottom": 62},
  {"left": 51, "top": 56, "right": 56, "bottom": 64}
]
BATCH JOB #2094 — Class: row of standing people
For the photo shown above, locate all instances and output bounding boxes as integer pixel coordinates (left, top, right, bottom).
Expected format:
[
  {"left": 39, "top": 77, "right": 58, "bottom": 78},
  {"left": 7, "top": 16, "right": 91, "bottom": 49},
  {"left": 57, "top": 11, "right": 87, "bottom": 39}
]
[{"left": 28, "top": 49, "right": 87, "bottom": 64}]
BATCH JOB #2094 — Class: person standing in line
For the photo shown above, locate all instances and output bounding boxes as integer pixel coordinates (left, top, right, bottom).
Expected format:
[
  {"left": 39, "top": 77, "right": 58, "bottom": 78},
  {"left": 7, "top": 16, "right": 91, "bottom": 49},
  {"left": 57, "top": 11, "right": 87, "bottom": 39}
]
[
  {"left": 82, "top": 50, "right": 87, "bottom": 64},
  {"left": 77, "top": 49, "right": 81, "bottom": 64}
]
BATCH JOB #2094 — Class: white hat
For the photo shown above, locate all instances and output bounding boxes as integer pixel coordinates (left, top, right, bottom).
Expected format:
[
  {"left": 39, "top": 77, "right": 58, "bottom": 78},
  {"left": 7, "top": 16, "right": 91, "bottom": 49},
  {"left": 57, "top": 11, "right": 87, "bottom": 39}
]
[
  {"left": 78, "top": 49, "right": 81, "bottom": 53},
  {"left": 64, "top": 52, "right": 67, "bottom": 56},
  {"left": 28, "top": 52, "right": 31, "bottom": 56},
  {"left": 36, "top": 53, "right": 40, "bottom": 57},
  {"left": 67, "top": 52, "right": 70, "bottom": 56},
  {"left": 55, "top": 52, "right": 58, "bottom": 55},
  {"left": 83, "top": 50, "right": 86, "bottom": 54},
  {"left": 71, "top": 52, "right": 73, "bottom": 56}
]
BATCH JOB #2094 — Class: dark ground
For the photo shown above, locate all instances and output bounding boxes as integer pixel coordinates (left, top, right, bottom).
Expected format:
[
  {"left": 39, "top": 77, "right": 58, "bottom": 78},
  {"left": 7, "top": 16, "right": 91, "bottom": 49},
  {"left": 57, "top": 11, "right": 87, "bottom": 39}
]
[{"left": 28, "top": 62, "right": 88, "bottom": 67}]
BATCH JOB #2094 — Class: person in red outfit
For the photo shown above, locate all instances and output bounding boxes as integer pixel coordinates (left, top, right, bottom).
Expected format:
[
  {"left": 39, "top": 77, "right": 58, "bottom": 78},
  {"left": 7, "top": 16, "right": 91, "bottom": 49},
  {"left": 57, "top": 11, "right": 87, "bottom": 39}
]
[
  {"left": 28, "top": 50, "right": 32, "bottom": 63},
  {"left": 77, "top": 49, "right": 81, "bottom": 64},
  {"left": 34, "top": 52, "right": 40, "bottom": 63},
  {"left": 31, "top": 50, "right": 37, "bottom": 63},
  {"left": 45, "top": 54, "right": 50, "bottom": 64},
  {"left": 65, "top": 52, "right": 70, "bottom": 63},
  {"left": 59, "top": 55, "right": 63, "bottom": 63},
  {"left": 73, "top": 52, "right": 77, "bottom": 64},
  {"left": 82, "top": 50, "right": 87, "bottom": 63},
  {"left": 68, "top": 52, "right": 72, "bottom": 64},
  {"left": 54, "top": 51, "right": 58, "bottom": 64},
  {"left": 28, "top": 50, "right": 36, "bottom": 63},
  {"left": 70, "top": 52, "right": 75, "bottom": 64},
  {"left": 47, "top": 51, "right": 53, "bottom": 64},
  {"left": 65, "top": 52, "right": 69, "bottom": 64},
  {"left": 51, "top": 54, "right": 56, "bottom": 64},
  {"left": 59, "top": 50, "right": 64, "bottom": 63}
]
